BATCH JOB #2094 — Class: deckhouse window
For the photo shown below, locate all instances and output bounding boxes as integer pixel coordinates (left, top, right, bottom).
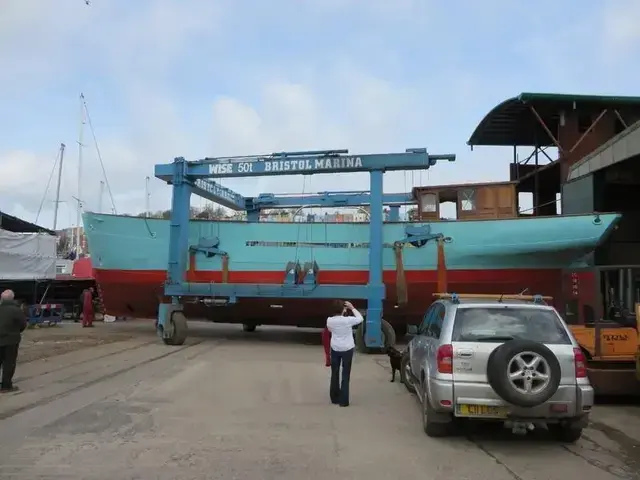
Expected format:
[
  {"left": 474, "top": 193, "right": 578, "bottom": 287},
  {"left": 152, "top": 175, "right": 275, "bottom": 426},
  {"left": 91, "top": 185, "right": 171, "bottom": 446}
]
[
  {"left": 459, "top": 189, "right": 476, "bottom": 211},
  {"left": 420, "top": 193, "right": 437, "bottom": 213}
]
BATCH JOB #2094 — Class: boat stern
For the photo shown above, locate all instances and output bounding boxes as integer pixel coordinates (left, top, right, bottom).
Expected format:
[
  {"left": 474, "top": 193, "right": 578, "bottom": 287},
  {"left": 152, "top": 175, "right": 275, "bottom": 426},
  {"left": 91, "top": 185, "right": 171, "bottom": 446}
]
[{"left": 594, "top": 212, "right": 623, "bottom": 247}]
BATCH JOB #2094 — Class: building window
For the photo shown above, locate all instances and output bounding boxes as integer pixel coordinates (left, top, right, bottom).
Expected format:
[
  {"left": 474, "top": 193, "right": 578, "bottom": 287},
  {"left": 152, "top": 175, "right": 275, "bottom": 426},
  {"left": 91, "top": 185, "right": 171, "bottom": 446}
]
[
  {"left": 459, "top": 189, "right": 476, "bottom": 211},
  {"left": 420, "top": 193, "right": 437, "bottom": 213}
]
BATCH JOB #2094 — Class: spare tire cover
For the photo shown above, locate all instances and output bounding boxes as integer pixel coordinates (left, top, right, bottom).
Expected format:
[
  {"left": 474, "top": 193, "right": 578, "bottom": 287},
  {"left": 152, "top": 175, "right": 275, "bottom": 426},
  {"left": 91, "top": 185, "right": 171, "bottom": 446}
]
[{"left": 486, "top": 339, "right": 561, "bottom": 408}]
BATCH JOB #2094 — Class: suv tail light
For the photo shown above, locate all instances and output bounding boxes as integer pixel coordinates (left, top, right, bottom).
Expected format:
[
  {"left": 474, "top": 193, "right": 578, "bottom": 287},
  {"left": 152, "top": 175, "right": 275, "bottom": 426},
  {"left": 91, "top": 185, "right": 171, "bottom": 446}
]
[
  {"left": 573, "top": 348, "right": 587, "bottom": 378},
  {"left": 437, "top": 344, "right": 453, "bottom": 374}
]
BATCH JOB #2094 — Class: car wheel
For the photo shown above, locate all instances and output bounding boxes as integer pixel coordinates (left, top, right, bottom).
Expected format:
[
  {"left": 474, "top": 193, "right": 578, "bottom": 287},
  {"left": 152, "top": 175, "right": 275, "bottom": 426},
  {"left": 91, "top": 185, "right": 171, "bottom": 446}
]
[
  {"left": 400, "top": 351, "right": 416, "bottom": 394},
  {"left": 487, "top": 339, "right": 561, "bottom": 408},
  {"left": 421, "top": 380, "right": 450, "bottom": 437},
  {"left": 548, "top": 424, "right": 583, "bottom": 443}
]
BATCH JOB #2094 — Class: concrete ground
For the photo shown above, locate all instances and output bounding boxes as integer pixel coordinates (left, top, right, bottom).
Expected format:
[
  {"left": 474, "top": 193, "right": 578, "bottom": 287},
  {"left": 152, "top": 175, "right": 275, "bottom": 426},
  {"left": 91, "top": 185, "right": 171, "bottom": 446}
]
[{"left": 0, "top": 322, "right": 639, "bottom": 479}]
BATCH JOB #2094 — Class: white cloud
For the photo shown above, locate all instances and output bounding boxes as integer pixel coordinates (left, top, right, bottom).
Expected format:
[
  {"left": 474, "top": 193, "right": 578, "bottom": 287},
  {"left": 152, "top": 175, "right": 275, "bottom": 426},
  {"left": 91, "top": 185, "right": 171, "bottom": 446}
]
[
  {"left": 207, "top": 64, "right": 442, "bottom": 198},
  {"left": 2, "top": 0, "right": 640, "bottom": 230},
  {"left": 599, "top": 0, "right": 640, "bottom": 59}
]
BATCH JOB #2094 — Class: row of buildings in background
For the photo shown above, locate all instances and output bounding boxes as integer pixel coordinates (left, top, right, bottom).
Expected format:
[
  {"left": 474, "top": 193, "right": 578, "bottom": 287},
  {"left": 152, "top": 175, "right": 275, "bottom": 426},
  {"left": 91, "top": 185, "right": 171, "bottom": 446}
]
[
  {"left": 54, "top": 206, "right": 414, "bottom": 258},
  {"left": 257, "top": 211, "right": 370, "bottom": 223},
  {"left": 140, "top": 205, "right": 414, "bottom": 223},
  {"left": 248, "top": 207, "right": 412, "bottom": 223}
]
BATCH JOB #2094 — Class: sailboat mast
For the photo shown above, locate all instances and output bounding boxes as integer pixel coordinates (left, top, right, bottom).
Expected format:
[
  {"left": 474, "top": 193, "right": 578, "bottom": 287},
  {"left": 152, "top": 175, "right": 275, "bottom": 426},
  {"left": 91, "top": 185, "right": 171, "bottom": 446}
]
[
  {"left": 76, "top": 93, "right": 86, "bottom": 253},
  {"left": 98, "top": 181, "right": 105, "bottom": 213},
  {"left": 52, "top": 143, "right": 66, "bottom": 231}
]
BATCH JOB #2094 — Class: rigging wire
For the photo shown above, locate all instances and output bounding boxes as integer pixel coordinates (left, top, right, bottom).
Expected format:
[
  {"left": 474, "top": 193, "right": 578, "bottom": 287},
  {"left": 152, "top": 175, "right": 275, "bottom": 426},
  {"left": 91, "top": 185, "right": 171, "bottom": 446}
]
[
  {"left": 82, "top": 97, "right": 118, "bottom": 214},
  {"left": 35, "top": 148, "right": 62, "bottom": 224}
]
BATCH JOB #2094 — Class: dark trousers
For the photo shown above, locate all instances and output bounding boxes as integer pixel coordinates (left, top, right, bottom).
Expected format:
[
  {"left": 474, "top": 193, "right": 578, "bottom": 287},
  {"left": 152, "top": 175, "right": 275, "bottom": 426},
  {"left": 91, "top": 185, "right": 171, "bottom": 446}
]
[
  {"left": 330, "top": 348, "right": 354, "bottom": 406},
  {"left": 0, "top": 344, "right": 19, "bottom": 390}
]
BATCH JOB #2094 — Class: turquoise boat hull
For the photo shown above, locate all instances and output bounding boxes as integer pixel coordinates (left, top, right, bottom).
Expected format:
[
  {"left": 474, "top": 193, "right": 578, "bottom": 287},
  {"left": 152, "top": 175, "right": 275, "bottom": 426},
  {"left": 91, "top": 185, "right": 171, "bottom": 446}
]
[{"left": 82, "top": 212, "right": 620, "bottom": 328}]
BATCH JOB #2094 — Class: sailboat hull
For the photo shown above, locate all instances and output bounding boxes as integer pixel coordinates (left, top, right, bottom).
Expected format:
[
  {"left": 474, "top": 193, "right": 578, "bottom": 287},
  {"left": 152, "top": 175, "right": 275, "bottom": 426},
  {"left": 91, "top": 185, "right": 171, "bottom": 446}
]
[
  {"left": 93, "top": 267, "right": 564, "bottom": 328},
  {"left": 83, "top": 211, "right": 620, "bottom": 328}
]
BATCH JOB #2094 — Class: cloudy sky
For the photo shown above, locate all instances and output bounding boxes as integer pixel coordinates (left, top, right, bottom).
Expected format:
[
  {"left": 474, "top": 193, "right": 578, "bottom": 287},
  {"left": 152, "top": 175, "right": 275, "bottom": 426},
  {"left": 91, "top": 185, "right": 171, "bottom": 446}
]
[{"left": 1, "top": 0, "right": 638, "bottom": 229}]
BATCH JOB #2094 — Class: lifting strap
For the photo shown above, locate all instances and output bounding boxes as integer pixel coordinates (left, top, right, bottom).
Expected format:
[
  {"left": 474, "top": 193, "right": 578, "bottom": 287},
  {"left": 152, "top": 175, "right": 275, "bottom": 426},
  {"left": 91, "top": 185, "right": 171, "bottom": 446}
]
[
  {"left": 187, "top": 251, "right": 229, "bottom": 283},
  {"left": 394, "top": 237, "right": 448, "bottom": 307},
  {"left": 394, "top": 243, "right": 408, "bottom": 306},
  {"left": 436, "top": 237, "right": 448, "bottom": 293}
]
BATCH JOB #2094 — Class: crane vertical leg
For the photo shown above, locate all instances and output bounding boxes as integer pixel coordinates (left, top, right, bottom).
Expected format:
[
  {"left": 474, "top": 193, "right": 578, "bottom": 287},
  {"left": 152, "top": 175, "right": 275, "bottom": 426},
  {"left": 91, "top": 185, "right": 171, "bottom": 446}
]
[
  {"left": 366, "top": 170, "right": 384, "bottom": 348},
  {"left": 158, "top": 159, "right": 192, "bottom": 342}
]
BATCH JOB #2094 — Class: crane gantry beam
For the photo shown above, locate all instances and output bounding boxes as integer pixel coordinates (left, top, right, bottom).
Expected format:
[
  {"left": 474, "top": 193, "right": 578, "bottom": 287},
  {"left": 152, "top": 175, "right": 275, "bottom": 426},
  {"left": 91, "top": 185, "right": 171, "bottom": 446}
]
[{"left": 154, "top": 148, "right": 456, "bottom": 349}]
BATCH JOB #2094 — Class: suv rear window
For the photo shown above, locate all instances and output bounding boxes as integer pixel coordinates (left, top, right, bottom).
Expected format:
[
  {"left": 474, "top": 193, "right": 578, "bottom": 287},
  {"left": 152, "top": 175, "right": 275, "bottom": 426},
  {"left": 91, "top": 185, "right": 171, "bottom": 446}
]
[{"left": 451, "top": 307, "right": 572, "bottom": 344}]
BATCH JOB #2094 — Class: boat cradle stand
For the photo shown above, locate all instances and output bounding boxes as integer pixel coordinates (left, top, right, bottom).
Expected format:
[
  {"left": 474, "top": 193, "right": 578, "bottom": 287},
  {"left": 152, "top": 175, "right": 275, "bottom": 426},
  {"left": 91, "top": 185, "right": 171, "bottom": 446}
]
[{"left": 154, "top": 148, "right": 455, "bottom": 350}]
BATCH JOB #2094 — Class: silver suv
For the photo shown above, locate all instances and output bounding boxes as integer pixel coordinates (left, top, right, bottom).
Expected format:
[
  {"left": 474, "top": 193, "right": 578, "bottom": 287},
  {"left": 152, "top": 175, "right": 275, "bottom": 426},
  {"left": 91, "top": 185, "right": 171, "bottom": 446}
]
[{"left": 401, "top": 294, "right": 593, "bottom": 442}]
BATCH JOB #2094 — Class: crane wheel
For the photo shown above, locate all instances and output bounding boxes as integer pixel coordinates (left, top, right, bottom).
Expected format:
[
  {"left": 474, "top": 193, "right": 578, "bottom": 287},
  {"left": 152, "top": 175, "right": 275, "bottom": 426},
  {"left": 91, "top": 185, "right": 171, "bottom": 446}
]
[
  {"left": 355, "top": 319, "right": 396, "bottom": 354},
  {"left": 162, "top": 312, "right": 188, "bottom": 346}
]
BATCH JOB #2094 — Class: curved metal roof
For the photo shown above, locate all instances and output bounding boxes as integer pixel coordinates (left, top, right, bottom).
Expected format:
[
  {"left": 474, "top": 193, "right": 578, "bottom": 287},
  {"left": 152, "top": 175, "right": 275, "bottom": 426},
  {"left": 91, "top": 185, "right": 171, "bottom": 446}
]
[{"left": 467, "top": 92, "right": 640, "bottom": 147}]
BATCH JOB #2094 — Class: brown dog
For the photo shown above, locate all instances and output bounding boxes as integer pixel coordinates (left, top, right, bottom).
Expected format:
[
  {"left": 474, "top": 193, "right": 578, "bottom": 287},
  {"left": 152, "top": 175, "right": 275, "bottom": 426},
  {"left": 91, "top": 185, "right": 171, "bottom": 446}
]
[{"left": 386, "top": 346, "right": 404, "bottom": 382}]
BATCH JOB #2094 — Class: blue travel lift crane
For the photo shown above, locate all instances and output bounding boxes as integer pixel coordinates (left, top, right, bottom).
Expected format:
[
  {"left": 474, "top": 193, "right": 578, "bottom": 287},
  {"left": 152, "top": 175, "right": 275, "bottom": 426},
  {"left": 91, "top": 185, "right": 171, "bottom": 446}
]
[{"left": 154, "top": 148, "right": 455, "bottom": 349}]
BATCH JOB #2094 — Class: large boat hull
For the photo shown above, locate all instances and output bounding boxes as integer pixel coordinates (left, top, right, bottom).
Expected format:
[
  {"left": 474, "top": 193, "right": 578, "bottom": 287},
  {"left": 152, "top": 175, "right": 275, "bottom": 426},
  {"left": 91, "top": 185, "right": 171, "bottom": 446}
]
[
  {"left": 83, "top": 212, "right": 620, "bottom": 328},
  {"left": 94, "top": 267, "right": 564, "bottom": 328}
]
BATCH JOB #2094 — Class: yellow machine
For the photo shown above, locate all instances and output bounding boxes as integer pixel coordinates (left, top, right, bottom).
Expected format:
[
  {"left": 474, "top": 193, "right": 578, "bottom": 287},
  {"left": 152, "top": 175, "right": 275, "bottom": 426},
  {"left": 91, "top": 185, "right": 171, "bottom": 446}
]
[
  {"left": 636, "top": 304, "right": 640, "bottom": 382},
  {"left": 570, "top": 324, "right": 638, "bottom": 361},
  {"left": 564, "top": 303, "right": 640, "bottom": 395}
]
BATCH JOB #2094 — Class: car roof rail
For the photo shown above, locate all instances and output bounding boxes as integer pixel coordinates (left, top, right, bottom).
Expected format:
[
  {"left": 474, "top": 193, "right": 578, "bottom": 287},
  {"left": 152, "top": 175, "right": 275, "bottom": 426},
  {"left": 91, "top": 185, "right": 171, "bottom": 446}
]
[
  {"left": 433, "top": 292, "right": 553, "bottom": 305},
  {"left": 532, "top": 294, "right": 547, "bottom": 305}
]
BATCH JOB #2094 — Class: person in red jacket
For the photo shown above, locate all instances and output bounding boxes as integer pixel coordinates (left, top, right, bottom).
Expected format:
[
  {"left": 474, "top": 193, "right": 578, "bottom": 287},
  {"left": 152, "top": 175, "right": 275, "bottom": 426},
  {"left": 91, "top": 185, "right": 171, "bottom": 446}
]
[
  {"left": 322, "top": 327, "right": 332, "bottom": 367},
  {"left": 82, "top": 287, "right": 95, "bottom": 328}
]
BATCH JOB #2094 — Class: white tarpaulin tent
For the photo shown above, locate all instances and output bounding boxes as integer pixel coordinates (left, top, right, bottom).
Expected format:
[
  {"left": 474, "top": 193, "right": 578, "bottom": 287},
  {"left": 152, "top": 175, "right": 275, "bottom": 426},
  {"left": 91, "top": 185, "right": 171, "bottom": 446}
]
[{"left": 0, "top": 229, "right": 57, "bottom": 280}]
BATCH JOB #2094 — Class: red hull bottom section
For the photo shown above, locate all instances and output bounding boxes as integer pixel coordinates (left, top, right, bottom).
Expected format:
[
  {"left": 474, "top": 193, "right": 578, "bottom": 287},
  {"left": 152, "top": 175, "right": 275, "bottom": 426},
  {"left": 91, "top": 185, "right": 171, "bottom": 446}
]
[{"left": 95, "top": 269, "right": 565, "bottom": 330}]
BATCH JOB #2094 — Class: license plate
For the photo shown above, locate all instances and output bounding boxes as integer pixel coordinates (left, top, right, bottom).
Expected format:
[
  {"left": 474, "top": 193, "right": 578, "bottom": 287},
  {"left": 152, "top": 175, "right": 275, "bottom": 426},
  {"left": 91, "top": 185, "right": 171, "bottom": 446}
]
[{"left": 456, "top": 404, "right": 508, "bottom": 418}]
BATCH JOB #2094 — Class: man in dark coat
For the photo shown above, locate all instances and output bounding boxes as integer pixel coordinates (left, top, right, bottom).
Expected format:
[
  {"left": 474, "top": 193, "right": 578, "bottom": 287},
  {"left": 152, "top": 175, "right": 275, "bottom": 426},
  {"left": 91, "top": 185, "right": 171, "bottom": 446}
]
[{"left": 0, "top": 289, "right": 27, "bottom": 392}]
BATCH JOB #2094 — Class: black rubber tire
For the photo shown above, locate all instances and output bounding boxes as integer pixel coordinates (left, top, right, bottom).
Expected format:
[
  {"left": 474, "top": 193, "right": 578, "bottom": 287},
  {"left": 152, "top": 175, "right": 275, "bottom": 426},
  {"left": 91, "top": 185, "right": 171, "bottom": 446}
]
[
  {"left": 487, "top": 339, "right": 561, "bottom": 408},
  {"left": 421, "top": 380, "right": 451, "bottom": 437},
  {"left": 162, "top": 311, "right": 188, "bottom": 346},
  {"left": 400, "top": 350, "right": 416, "bottom": 394},
  {"left": 242, "top": 324, "right": 256, "bottom": 333},
  {"left": 355, "top": 319, "right": 396, "bottom": 353},
  {"left": 548, "top": 424, "right": 583, "bottom": 443}
]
